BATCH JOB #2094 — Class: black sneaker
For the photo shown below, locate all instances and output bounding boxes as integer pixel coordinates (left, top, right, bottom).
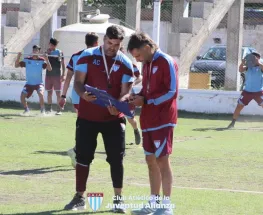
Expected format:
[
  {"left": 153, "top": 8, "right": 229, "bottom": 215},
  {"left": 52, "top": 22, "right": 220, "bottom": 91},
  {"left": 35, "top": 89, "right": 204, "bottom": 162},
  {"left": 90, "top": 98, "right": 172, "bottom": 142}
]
[
  {"left": 134, "top": 129, "right": 141, "bottom": 145},
  {"left": 56, "top": 106, "right": 62, "bottom": 115},
  {"left": 46, "top": 104, "right": 52, "bottom": 113},
  {"left": 112, "top": 196, "right": 126, "bottom": 214},
  {"left": 64, "top": 193, "right": 86, "bottom": 211},
  {"left": 227, "top": 120, "right": 236, "bottom": 129}
]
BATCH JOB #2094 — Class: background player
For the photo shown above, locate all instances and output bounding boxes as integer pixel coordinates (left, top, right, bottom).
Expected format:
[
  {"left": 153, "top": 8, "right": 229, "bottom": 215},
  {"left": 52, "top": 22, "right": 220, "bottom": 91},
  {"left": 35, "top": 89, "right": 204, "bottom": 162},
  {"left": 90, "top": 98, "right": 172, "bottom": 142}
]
[
  {"left": 228, "top": 52, "right": 263, "bottom": 128},
  {"left": 15, "top": 45, "right": 52, "bottom": 114},
  {"left": 120, "top": 45, "right": 142, "bottom": 145},
  {"left": 45, "top": 38, "right": 66, "bottom": 115},
  {"left": 59, "top": 32, "right": 99, "bottom": 168},
  {"left": 128, "top": 32, "right": 178, "bottom": 215}
]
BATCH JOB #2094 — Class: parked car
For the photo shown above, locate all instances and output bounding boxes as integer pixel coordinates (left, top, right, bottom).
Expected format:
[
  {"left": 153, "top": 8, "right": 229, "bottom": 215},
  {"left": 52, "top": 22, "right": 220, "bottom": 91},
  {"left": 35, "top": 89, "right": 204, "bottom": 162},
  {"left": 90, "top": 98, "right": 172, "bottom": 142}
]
[{"left": 190, "top": 45, "right": 257, "bottom": 88}]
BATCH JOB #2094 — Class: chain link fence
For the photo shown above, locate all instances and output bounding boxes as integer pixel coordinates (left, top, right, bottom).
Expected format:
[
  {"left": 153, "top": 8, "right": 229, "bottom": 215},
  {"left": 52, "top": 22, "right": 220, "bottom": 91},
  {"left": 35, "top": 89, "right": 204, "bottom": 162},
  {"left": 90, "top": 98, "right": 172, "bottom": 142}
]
[
  {"left": 189, "top": 1, "right": 263, "bottom": 90},
  {"left": 0, "top": 1, "right": 263, "bottom": 91}
]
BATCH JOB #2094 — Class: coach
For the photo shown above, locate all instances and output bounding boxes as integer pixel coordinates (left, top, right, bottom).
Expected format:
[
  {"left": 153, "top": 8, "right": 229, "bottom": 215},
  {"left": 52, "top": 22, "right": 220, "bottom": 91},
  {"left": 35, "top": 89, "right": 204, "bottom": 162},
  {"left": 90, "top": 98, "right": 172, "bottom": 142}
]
[{"left": 64, "top": 25, "right": 134, "bottom": 213}]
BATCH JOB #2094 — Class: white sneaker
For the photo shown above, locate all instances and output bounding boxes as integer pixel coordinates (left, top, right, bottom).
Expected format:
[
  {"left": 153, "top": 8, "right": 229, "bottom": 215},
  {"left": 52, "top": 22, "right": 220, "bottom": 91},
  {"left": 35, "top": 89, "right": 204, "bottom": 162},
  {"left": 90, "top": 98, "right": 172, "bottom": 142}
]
[
  {"left": 67, "top": 148, "right": 76, "bottom": 168},
  {"left": 131, "top": 202, "right": 158, "bottom": 215},
  {"left": 152, "top": 208, "right": 174, "bottom": 215}
]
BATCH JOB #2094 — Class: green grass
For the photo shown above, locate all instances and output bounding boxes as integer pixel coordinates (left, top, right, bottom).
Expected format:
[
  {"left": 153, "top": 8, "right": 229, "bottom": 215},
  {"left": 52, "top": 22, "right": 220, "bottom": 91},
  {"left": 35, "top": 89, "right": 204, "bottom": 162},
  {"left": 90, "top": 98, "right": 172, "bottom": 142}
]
[{"left": 0, "top": 107, "right": 263, "bottom": 215}]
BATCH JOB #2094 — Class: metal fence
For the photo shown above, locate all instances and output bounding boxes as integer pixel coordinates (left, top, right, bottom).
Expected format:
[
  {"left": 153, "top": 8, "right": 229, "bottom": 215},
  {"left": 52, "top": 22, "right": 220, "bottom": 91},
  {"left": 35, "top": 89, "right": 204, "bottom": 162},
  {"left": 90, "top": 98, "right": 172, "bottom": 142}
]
[{"left": 0, "top": 1, "right": 263, "bottom": 91}]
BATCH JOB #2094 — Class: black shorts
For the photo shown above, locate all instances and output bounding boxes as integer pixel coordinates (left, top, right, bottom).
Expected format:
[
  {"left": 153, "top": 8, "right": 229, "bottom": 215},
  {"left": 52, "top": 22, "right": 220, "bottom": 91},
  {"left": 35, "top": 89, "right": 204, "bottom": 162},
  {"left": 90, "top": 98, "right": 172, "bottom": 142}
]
[{"left": 75, "top": 117, "right": 126, "bottom": 165}]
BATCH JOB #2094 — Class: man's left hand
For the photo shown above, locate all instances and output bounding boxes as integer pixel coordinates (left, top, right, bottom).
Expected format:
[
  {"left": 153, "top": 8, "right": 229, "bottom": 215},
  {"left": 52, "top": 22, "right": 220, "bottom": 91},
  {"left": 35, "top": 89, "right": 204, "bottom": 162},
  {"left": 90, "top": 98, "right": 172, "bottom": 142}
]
[
  {"left": 107, "top": 105, "right": 120, "bottom": 115},
  {"left": 129, "top": 95, "right": 145, "bottom": 107}
]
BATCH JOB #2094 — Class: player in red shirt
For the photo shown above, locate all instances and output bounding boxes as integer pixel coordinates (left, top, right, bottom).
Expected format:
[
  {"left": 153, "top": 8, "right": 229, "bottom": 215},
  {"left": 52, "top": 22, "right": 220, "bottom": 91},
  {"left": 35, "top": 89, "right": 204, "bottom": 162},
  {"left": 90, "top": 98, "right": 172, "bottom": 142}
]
[
  {"left": 120, "top": 46, "right": 142, "bottom": 145},
  {"left": 64, "top": 26, "right": 134, "bottom": 213},
  {"left": 128, "top": 32, "right": 178, "bottom": 215}
]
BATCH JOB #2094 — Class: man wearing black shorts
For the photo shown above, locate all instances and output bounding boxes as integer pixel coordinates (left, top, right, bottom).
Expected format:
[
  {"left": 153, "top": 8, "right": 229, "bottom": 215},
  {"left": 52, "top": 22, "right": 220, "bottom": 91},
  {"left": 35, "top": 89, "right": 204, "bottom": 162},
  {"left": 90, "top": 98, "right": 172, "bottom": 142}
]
[{"left": 64, "top": 25, "right": 134, "bottom": 213}]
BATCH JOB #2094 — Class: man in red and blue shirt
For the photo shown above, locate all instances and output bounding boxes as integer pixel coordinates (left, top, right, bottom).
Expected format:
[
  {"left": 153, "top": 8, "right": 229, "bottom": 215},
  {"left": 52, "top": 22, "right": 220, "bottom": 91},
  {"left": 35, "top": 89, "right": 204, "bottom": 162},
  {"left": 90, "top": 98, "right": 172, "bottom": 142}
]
[
  {"left": 120, "top": 46, "right": 142, "bottom": 145},
  {"left": 64, "top": 26, "right": 134, "bottom": 213},
  {"left": 15, "top": 45, "right": 52, "bottom": 114},
  {"left": 128, "top": 32, "right": 178, "bottom": 215}
]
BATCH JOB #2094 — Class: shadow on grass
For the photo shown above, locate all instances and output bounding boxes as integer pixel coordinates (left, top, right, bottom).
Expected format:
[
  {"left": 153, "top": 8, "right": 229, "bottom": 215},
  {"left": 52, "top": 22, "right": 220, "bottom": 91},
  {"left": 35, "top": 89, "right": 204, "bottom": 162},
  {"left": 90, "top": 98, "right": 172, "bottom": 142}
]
[
  {"left": 34, "top": 150, "right": 68, "bottom": 156},
  {"left": 193, "top": 127, "right": 229, "bottom": 132},
  {"left": 0, "top": 166, "right": 71, "bottom": 176},
  {"left": 8, "top": 209, "right": 113, "bottom": 215},
  {"left": 179, "top": 111, "right": 263, "bottom": 122},
  {"left": 0, "top": 113, "right": 35, "bottom": 119}
]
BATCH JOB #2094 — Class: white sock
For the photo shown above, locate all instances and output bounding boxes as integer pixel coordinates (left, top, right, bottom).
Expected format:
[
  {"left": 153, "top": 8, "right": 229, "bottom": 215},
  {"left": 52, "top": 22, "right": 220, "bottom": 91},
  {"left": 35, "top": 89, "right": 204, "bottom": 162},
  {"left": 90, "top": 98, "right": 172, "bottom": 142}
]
[
  {"left": 162, "top": 196, "right": 171, "bottom": 205},
  {"left": 149, "top": 195, "right": 159, "bottom": 204}
]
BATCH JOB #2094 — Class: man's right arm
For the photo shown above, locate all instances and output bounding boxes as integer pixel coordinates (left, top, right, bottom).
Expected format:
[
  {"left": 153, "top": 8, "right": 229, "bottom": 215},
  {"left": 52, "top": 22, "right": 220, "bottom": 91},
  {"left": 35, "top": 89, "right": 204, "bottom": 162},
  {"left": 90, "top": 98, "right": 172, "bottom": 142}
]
[
  {"left": 74, "top": 52, "right": 96, "bottom": 102},
  {"left": 62, "top": 69, "right": 74, "bottom": 96},
  {"left": 239, "top": 59, "right": 247, "bottom": 73},
  {"left": 74, "top": 71, "right": 86, "bottom": 98},
  {"left": 15, "top": 53, "right": 23, "bottom": 68}
]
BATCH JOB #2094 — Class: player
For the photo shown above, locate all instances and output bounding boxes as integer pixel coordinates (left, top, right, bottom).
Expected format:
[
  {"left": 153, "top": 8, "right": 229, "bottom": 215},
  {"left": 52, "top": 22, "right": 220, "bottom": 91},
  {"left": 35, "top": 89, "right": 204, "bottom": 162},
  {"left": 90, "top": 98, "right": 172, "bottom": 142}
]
[
  {"left": 127, "top": 32, "right": 178, "bottom": 215},
  {"left": 15, "top": 45, "right": 52, "bottom": 114},
  {"left": 45, "top": 38, "right": 66, "bottom": 115},
  {"left": 120, "top": 46, "right": 142, "bottom": 145},
  {"left": 64, "top": 25, "right": 134, "bottom": 213},
  {"left": 228, "top": 52, "right": 263, "bottom": 129},
  {"left": 59, "top": 32, "right": 99, "bottom": 168}
]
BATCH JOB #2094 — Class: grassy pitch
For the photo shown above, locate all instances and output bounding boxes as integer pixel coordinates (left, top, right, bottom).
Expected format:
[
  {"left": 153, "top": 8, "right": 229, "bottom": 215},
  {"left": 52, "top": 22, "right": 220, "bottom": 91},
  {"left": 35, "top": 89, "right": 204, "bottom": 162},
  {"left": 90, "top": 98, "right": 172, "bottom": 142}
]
[{"left": 0, "top": 107, "right": 262, "bottom": 215}]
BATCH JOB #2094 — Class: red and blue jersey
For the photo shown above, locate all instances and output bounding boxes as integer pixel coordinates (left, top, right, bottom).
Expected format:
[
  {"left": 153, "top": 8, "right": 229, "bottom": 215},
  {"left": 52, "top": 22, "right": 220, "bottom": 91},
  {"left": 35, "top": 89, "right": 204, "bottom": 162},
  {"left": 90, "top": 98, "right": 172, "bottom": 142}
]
[
  {"left": 19, "top": 57, "right": 47, "bottom": 85},
  {"left": 67, "top": 50, "right": 85, "bottom": 104},
  {"left": 133, "top": 64, "right": 140, "bottom": 78},
  {"left": 138, "top": 49, "right": 178, "bottom": 132},
  {"left": 75, "top": 46, "right": 134, "bottom": 122}
]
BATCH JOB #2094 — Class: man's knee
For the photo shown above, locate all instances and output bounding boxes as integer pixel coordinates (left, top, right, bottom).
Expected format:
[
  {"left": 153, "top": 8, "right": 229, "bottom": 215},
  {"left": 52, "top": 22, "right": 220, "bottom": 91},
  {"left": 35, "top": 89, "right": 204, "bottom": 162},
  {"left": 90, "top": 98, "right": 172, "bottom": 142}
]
[
  {"left": 157, "top": 155, "right": 169, "bottom": 169},
  {"left": 76, "top": 154, "right": 93, "bottom": 166},
  {"left": 106, "top": 153, "right": 125, "bottom": 166},
  {"left": 146, "top": 155, "right": 158, "bottom": 169},
  {"left": 37, "top": 91, "right": 44, "bottom": 97}
]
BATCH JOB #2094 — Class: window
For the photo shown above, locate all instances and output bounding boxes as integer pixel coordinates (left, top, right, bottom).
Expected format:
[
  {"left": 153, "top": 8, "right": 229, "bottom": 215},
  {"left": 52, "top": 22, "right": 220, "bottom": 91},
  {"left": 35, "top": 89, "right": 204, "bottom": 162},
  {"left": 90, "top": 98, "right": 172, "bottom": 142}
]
[{"left": 61, "top": 18, "right": 66, "bottom": 27}]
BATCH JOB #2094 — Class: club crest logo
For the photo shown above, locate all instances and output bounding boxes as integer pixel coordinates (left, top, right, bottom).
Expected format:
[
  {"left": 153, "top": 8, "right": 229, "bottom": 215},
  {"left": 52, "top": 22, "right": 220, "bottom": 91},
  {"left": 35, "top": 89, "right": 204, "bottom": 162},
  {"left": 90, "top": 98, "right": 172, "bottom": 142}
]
[
  {"left": 154, "top": 140, "right": 161, "bottom": 148},
  {"left": 87, "top": 193, "right": 104, "bottom": 212},
  {"left": 113, "top": 64, "right": 120, "bottom": 72},
  {"left": 152, "top": 66, "right": 158, "bottom": 74}
]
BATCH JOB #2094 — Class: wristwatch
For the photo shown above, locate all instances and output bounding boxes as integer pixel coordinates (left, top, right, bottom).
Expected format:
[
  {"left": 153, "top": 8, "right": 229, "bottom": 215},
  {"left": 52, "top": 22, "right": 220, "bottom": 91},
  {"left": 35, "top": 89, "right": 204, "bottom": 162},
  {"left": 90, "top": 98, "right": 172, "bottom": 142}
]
[{"left": 61, "top": 95, "right": 66, "bottom": 99}]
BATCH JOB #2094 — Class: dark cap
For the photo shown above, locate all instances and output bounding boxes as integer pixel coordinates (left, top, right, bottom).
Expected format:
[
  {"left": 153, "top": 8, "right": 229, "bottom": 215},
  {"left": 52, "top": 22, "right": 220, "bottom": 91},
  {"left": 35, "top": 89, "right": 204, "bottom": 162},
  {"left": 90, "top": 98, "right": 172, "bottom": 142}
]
[
  {"left": 252, "top": 51, "right": 261, "bottom": 58},
  {"left": 33, "top": 45, "right": 41, "bottom": 50}
]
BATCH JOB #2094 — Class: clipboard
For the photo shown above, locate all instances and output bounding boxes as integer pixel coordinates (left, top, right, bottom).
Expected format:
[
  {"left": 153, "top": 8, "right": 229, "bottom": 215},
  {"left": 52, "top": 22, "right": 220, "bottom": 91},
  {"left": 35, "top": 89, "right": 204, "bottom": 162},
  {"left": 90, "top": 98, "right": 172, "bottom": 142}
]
[{"left": 84, "top": 85, "right": 135, "bottom": 118}]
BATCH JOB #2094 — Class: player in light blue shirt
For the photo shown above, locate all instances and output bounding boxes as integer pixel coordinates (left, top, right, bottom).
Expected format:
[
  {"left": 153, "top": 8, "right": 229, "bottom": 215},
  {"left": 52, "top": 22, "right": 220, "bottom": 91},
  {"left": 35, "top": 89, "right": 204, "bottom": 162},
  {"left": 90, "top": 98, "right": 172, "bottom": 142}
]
[
  {"left": 228, "top": 52, "right": 263, "bottom": 128},
  {"left": 15, "top": 45, "right": 52, "bottom": 114}
]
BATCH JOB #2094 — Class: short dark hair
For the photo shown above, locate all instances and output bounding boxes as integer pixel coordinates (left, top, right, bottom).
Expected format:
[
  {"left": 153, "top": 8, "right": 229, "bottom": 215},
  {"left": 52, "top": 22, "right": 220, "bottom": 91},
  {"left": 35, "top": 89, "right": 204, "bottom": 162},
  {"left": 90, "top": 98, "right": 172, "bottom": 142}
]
[
  {"left": 85, "top": 32, "right": 99, "bottom": 47},
  {"left": 50, "top": 38, "right": 59, "bottom": 46},
  {"left": 127, "top": 32, "right": 157, "bottom": 52},
  {"left": 106, "top": 25, "right": 125, "bottom": 40},
  {"left": 120, "top": 45, "right": 125, "bottom": 52},
  {"left": 32, "top": 45, "right": 41, "bottom": 50}
]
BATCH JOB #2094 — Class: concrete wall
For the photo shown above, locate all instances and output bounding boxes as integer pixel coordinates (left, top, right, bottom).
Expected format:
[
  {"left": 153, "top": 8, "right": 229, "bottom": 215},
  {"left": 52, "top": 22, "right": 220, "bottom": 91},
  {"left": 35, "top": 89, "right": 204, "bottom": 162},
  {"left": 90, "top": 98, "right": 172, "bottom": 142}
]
[
  {"left": 198, "top": 25, "right": 263, "bottom": 56},
  {"left": 140, "top": 20, "right": 171, "bottom": 53},
  {"left": 1, "top": 80, "right": 262, "bottom": 115}
]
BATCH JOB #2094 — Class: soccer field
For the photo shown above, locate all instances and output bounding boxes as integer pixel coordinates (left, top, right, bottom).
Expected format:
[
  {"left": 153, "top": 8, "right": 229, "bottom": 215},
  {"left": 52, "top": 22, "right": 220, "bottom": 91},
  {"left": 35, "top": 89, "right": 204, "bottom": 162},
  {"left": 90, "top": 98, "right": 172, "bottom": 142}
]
[{"left": 0, "top": 107, "right": 262, "bottom": 215}]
